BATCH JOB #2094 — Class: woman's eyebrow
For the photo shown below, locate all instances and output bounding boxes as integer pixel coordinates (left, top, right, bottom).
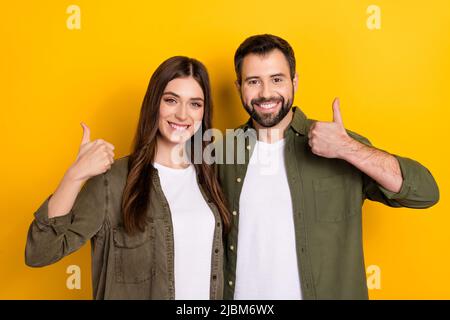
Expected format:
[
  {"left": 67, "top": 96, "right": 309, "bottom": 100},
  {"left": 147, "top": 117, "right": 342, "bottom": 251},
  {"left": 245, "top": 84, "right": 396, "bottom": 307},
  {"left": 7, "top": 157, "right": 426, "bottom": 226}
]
[
  {"left": 163, "top": 91, "right": 204, "bottom": 101},
  {"left": 163, "top": 91, "right": 180, "bottom": 97}
]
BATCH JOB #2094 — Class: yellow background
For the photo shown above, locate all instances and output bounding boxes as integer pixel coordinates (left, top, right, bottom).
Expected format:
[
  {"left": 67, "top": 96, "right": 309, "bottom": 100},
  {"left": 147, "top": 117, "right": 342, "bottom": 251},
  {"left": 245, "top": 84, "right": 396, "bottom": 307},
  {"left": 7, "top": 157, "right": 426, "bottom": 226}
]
[{"left": 1, "top": 0, "right": 449, "bottom": 299}]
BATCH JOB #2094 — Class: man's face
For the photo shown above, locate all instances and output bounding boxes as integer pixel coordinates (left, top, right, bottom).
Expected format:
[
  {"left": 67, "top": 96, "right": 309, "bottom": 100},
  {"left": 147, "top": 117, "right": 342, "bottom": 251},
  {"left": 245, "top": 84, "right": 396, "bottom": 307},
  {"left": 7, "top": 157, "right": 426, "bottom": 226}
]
[{"left": 237, "top": 49, "right": 298, "bottom": 128}]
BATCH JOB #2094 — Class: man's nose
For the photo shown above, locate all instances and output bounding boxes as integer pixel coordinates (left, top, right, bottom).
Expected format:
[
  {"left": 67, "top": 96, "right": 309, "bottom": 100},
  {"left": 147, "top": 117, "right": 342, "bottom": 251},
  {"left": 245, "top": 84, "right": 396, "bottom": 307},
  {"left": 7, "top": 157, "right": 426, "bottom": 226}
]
[{"left": 259, "top": 82, "right": 272, "bottom": 99}]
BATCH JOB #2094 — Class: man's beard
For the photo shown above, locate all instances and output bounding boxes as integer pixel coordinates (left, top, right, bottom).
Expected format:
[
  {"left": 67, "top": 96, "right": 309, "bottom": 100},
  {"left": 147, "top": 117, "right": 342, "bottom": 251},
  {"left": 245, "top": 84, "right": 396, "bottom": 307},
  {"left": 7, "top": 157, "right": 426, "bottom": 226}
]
[{"left": 241, "top": 92, "right": 294, "bottom": 128}]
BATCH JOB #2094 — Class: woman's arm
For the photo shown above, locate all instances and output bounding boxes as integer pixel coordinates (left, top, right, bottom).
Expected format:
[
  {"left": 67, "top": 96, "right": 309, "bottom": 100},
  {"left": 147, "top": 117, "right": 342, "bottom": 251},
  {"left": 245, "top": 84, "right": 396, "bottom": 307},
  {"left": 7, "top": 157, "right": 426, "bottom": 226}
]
[
  {"left": 48, "top": 122, "right": 115, "bottom": 218},
  {"left": 25, "top": 123, "right": 115, "bottom": 267}
]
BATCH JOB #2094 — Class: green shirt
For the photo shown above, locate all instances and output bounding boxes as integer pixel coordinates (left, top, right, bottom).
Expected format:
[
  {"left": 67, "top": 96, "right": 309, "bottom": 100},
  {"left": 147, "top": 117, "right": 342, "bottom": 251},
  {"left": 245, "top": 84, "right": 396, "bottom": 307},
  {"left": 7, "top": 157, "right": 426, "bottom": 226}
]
[
  {"left": 25, "top": 156, "right": 224, "bottom": 299},
  {"left": 218, "top": 106, "right": 439, "bottom": 300}
]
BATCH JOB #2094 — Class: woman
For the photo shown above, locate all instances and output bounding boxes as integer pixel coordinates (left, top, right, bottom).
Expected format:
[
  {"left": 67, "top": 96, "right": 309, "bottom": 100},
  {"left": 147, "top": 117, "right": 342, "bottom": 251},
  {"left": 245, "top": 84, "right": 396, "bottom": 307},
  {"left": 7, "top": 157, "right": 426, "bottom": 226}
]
[{"left": 25, "top": 56, "right": 231, "bottom": 299}]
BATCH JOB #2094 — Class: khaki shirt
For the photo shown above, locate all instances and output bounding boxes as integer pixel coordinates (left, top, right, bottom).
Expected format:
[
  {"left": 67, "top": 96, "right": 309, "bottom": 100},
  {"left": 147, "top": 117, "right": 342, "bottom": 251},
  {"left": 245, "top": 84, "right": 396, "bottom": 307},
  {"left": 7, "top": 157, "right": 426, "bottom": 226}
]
[
  {"left": 25, "top": 156, "right": 224, "bottom": 299},
  {"left": 218, "top": 106, "right": 439, "bottom": 300}
]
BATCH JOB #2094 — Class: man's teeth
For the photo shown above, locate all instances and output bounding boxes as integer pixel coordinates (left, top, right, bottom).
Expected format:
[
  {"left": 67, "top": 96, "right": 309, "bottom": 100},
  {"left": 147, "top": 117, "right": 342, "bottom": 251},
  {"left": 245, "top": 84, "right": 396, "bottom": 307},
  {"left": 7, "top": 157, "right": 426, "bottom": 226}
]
[
  {"left": 169, "top": 122, "right": 190, "bottom": 131},
  {"left": 257, "top": 102, "right": 278, "bottom": 109}
]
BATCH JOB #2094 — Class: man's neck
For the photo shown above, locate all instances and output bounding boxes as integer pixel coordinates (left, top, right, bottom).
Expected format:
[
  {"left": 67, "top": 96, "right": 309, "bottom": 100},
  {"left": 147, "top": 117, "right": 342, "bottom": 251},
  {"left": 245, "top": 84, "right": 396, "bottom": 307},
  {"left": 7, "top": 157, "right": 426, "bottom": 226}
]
[{"left": 253, "top": 108, "right": 294, "bottom": 144}]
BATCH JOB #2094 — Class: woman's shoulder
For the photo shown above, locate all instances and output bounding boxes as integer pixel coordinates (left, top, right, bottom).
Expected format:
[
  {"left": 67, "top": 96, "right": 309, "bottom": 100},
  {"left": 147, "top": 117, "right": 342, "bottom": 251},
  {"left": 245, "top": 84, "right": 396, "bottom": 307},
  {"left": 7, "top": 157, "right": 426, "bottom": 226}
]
[
  {"left": 104, "top": 155, "right": 130, "bottom": 189},
  {"left": 109, "top": 155, "right": 130, "bottom": 175}
]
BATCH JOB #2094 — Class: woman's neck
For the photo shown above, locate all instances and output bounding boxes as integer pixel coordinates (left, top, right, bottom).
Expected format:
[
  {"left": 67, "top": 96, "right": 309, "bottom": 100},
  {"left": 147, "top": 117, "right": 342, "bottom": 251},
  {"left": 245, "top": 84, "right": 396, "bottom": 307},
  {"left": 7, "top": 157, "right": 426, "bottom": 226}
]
[{"left": 154, "top": 135, "right": 190, "bottom": 169}]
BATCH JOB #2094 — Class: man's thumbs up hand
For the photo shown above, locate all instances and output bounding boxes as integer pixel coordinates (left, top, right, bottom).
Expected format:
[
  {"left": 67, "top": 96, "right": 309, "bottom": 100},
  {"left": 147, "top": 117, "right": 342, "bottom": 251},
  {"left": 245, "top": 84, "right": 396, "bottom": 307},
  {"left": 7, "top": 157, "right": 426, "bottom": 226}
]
[{"left": 308, "top": 97, "right": 354, "bottom": 159}]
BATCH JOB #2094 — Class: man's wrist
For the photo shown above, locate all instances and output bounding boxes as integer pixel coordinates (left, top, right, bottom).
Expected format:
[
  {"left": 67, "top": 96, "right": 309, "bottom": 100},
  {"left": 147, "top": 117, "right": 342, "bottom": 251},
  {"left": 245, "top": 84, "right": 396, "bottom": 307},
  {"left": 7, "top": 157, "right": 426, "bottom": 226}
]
[{"left": 337, "top": 135, "right": 364, "bottom": 161}]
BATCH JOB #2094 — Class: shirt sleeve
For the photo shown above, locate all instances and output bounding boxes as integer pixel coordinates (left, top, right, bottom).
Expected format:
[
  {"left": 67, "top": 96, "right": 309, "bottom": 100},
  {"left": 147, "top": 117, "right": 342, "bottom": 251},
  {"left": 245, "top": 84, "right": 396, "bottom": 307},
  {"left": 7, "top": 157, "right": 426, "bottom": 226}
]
[
  {"left": 347, "top": 131, "right": 440, "bottom": 209},
  {"left": 25, "top": 173, "right": 107, "bottom": 267}
]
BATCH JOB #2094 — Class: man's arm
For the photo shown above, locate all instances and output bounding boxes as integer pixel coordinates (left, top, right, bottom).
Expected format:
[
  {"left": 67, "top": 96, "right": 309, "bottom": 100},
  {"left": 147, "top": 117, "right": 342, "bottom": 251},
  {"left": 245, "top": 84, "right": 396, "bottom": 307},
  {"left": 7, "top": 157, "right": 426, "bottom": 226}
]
[
  {"left": 336, "top": 135, "right": 402, "bottom": 193},
  {"left": 308, "top": 97, "right": 439, "bottom": 208}
]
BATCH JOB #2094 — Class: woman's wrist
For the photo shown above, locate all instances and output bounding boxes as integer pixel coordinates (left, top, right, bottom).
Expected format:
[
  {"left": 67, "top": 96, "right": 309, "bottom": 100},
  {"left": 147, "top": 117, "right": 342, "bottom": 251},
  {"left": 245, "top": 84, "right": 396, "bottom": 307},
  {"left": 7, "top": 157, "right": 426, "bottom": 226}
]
[{"left": 64, "top": 164, "right": 87, "bottom": 185}]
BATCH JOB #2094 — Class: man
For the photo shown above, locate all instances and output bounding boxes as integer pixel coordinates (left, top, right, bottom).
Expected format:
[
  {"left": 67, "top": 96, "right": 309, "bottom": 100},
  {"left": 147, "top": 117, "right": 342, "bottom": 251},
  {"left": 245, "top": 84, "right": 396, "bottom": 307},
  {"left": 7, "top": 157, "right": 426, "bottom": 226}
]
[{"left": 218, "top": 34, "right": 439, "bottom": 300}]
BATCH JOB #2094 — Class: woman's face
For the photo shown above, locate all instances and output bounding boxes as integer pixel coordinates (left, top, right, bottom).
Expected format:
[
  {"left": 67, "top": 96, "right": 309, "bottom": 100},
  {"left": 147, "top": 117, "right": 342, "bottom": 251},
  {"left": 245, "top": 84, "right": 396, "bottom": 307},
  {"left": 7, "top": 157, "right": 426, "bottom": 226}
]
[{"left": 158, "top": 76, "right": 205, "bottom": 145}]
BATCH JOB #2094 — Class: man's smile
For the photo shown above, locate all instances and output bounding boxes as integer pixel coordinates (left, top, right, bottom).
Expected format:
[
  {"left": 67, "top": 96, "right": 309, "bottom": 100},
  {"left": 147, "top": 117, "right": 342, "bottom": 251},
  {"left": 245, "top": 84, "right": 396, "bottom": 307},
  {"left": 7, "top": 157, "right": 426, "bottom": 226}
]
[{"left": 253, "top": 99, "right": 281, "bottom": 113}]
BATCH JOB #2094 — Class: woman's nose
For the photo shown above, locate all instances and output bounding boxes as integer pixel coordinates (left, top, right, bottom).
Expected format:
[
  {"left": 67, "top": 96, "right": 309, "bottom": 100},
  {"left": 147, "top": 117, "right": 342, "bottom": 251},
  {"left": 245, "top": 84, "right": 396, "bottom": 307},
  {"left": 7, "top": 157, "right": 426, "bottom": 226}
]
[{"left": 175, "top": 103, "right": 188, "bottom": 121}]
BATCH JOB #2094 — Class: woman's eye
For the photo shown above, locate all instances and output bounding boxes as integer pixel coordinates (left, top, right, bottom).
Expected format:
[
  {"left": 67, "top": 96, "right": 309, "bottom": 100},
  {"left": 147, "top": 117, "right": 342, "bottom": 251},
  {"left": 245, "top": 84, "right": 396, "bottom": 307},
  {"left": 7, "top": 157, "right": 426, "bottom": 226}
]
[
  {"left": 191, "top": 102, "right": 203, "bottom": 108},
  {"left": 164, "top": 98, "right": 177, "bottom": 104}
]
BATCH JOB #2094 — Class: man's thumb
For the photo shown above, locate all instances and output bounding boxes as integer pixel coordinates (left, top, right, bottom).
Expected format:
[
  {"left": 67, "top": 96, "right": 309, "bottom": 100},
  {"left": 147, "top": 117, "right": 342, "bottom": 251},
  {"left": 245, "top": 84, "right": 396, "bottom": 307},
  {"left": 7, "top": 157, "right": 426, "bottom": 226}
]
[{"left": 332, "top": 97, "right": 343, "bottom": 124}]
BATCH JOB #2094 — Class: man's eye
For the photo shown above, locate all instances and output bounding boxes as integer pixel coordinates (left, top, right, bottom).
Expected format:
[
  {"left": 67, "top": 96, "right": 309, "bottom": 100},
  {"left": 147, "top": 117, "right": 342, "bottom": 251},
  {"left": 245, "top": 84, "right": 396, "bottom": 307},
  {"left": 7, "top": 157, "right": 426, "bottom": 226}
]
[
  {"left": 248, "top": 80, "right": 259, "bottom": 85},
  {"left": 273, "top": 77, "right": 283, "bottom": 83}
]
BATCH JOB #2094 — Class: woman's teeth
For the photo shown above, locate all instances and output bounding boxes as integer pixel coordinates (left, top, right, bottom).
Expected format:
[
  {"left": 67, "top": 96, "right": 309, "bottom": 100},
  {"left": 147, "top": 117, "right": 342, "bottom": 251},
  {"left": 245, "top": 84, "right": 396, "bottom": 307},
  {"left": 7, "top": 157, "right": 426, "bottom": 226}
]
[{"left": 169, "top": 122, "right": 190, "bottom": 131}]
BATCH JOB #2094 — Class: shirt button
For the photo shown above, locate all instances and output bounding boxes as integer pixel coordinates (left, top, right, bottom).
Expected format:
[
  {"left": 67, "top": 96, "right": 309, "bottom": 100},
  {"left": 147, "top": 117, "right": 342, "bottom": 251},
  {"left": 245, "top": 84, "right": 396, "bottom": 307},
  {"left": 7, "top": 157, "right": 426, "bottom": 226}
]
[
  {"left": 236, "top": 178, "right": 241, "bottom": 183},
  {"left": 230, "top": 245, "right": 234, "bottom": 251},
  {"left": 296, "top": 133, "right": 299, "bottom": 136},
  {"left": 228, "top": 280, "right": 233, "bottom": 286},
  {"left": 232, "top": 210, "right": 237, "bottom": 216},
  {"left": 246, "top": 145, "right": 251, "bottom": 150}
]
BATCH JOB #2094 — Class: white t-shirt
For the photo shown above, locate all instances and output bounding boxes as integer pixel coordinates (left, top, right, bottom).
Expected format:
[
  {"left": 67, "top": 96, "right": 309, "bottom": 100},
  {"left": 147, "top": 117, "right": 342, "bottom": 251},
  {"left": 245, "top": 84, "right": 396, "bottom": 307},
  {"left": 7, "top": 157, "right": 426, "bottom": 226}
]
[
  {"left": 153, "top": 162, "right": 215, "bottom": 300},
  {"left": 234, "top": 139, "right": 302, "bottom": 300}
]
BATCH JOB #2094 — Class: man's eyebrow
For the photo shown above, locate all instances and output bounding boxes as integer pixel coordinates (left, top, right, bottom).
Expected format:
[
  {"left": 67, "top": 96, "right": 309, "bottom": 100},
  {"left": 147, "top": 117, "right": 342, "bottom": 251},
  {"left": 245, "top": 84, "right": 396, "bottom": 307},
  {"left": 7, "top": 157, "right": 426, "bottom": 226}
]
[
  {"left": 270, "top": 73, "right": 288, "bottom": 78},
  {"left": 244, "top": 73, "right": 288, "bottom": 81},
  {"left": 244, "top": 76, "right": 260, "bottom": 82}
]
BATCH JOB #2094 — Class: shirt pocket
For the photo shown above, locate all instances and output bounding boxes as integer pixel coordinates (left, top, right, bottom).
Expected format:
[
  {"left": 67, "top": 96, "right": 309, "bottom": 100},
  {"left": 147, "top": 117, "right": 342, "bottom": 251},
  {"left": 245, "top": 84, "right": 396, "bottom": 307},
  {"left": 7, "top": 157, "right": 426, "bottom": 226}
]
[
  {"left": 313, "top": 174, "right": 358, "bottom": 223},
  {"left": 113, "top": 223, "right": 154, "bottom": 284}
]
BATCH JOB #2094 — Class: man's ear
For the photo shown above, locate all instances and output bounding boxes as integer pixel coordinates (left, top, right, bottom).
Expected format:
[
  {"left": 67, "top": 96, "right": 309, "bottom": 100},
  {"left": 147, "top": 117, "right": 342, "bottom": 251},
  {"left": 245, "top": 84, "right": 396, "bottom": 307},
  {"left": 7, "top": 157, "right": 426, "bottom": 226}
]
[
  {"left": 234, "top": 80, "right": 241, "bottom": 92},
  {"left": 293, "top": 72, "right": 299, "bottom": 93}
]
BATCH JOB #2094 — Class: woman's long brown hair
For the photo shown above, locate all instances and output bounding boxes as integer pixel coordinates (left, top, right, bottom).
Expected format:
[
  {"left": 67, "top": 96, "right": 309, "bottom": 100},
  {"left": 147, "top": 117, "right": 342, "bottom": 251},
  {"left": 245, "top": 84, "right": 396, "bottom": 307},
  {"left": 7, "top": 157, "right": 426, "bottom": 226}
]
[{"left": 121, "top": 56, "right": 231, "bottom": 235}]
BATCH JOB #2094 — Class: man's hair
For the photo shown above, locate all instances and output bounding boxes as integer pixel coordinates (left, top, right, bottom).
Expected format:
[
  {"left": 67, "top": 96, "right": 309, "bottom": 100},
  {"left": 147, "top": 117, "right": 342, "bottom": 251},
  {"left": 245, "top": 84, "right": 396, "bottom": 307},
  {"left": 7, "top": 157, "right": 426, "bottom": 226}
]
[{"left": 234, "top": 34, "right": 296, "bottom": 84}]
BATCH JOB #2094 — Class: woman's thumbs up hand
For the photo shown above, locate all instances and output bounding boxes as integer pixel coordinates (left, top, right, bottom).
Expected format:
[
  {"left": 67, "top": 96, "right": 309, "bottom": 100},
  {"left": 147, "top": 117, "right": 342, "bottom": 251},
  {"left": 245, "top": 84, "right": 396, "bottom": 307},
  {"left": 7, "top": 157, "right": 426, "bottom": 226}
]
[{"left": 67, "top": 122, "right": 115, "bottom": 183}]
